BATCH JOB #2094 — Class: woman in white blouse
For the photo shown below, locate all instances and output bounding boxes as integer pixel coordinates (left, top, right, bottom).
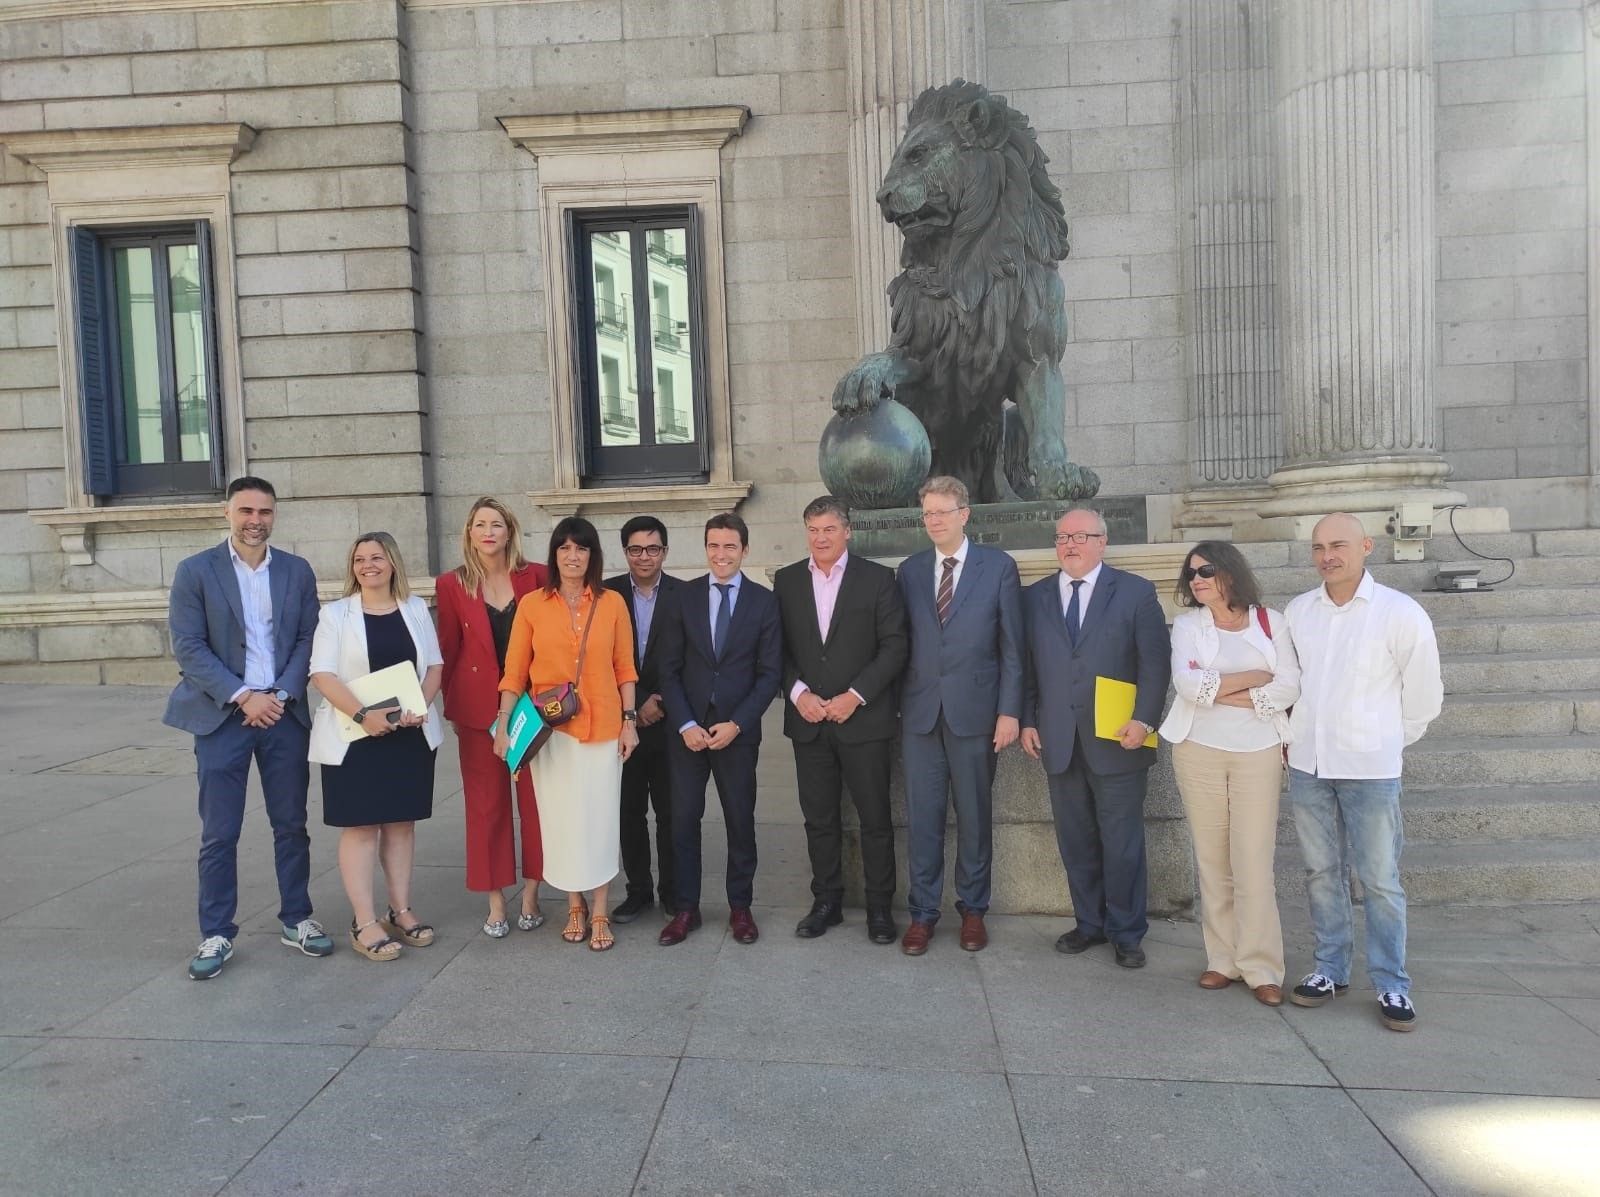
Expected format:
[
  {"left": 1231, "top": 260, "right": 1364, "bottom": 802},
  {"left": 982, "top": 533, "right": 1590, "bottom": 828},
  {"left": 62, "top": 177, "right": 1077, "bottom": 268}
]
[
  {"left": 1159, "top": 541, "right": 1299, "bottom": 1006},
  {"left": 309, "top": 532, "right": 445, "bottom": 961}
]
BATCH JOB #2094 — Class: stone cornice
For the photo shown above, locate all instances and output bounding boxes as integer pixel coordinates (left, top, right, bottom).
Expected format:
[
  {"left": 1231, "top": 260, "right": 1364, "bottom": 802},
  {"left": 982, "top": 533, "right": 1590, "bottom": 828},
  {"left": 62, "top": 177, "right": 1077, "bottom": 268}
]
[
  {"left": 0, "top": 123, "right": 256, "bottom": 173},
  {"left": 0, "top": 0, "right": 538, "bottom": 18},
  {"left": 528, "top": 481, "right": 753, "bottom": 517},
  {"left": 500, "top": 107, "right": 749, "bottom": 158}
]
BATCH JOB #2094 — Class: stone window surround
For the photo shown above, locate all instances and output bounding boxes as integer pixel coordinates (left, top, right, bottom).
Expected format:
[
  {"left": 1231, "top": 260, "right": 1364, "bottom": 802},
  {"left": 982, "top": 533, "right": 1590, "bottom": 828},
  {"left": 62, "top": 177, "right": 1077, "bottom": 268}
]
[
  {"left": 500, "top": 106, "right": 754, "bottom": 517},
  {"left": 2, "top": 123, "right": 254, "bottom": 565}
]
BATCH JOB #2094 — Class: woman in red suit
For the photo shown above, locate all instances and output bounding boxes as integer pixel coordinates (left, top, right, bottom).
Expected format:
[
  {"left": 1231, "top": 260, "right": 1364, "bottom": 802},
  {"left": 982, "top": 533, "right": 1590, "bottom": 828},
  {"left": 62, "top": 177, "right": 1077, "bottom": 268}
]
[{"left": 436, "top": 496, "right": 549, "bottom": 937}]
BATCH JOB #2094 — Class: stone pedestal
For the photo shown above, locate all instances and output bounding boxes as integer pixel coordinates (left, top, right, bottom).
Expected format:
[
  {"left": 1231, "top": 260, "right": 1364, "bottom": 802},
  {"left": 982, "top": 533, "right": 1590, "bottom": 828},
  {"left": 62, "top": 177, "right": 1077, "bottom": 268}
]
[
  {"left": 1262, "top": 0, "right": 1465, "bottom": 529},
  {"left": 844, "top": 0, "right": 984, "bottom": 353},
  {"left": 848, "top": 497, "right": 1148, "bottom": 559}
]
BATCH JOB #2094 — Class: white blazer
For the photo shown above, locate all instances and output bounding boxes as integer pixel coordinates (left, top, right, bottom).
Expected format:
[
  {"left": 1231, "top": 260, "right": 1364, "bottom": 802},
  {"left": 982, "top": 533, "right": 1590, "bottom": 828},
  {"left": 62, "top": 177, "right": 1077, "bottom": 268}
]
[
  {"left": 1158, "top": 604, "right": 1300, "bottom": 747},
  {"left": 308, "top": 594, "right": 444, "bottom": 766}
]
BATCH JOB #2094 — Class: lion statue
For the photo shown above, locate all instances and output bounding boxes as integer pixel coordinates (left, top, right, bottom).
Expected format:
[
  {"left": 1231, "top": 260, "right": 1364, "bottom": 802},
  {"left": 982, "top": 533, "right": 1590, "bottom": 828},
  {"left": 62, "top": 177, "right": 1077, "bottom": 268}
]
[{"left": 832, "top": 80, "right": 1100, "bottom": 504}]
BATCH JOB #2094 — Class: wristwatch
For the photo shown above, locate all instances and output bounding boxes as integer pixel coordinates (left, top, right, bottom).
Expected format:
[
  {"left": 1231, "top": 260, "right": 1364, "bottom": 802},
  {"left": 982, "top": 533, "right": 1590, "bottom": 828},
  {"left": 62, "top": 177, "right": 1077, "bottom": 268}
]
[
  {"left": 622, "top": 709, "right": 638, "bottom": 723},
  {"left": 273, "top": 688, "right": 292, "bottom": 704},
  {"left": 353, "top": 705, "right": 371, "bottom": 723}
]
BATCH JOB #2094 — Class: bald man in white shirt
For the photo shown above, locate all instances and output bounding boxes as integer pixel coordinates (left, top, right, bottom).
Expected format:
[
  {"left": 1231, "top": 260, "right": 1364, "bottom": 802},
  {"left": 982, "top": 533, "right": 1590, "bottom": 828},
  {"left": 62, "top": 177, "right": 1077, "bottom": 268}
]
[{"left": 1284, "top": 513, "right": 1443, "bottom": 1032}]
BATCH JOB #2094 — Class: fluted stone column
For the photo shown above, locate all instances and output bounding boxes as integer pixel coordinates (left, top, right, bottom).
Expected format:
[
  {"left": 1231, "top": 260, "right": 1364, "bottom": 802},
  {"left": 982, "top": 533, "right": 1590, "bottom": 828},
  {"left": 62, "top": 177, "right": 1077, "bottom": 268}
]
[
  {"left": 845, "top": 0, "right": 984, "bottom": 352},
  {"left": 1263, "top": 0, "right": 1464, "bottom": 524}
]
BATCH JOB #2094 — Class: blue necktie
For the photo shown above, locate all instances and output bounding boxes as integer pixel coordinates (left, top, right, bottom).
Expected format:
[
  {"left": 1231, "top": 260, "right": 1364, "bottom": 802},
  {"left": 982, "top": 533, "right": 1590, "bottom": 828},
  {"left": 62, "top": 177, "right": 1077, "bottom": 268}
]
[
  {"left": 713, "top": 583, "right": 732, "bottom": 659},
  {"left": 1065, "top": 579, "right": 1084, "bottom": 647}
]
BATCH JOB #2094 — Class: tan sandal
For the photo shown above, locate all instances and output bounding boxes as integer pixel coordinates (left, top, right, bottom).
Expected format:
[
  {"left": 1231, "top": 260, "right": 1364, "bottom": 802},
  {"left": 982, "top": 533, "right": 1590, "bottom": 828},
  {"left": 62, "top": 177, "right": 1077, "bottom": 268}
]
[
  {"left": 383, "top": 905, "right": 435, "bottom": 947},
  {"left": 588, "top": 913, "right": 614, "bottom": 952},
  {"left": 562, "top": 905, "right": 589, "bottom": 943},
  {"left": 350, "top": 918, "right": 401, "bottom": 962}
]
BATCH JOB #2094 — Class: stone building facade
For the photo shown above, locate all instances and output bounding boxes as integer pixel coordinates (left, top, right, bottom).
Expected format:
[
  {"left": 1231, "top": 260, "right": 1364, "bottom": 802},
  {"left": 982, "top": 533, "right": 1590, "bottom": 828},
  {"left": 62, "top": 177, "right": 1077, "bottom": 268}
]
[{"left": 0, "top": 0, "right": 1595, "bottom": 678}]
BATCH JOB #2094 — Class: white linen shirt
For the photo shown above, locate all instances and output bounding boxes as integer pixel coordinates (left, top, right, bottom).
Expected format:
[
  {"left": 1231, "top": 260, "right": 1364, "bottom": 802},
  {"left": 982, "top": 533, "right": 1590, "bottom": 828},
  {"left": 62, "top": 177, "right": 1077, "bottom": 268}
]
[
  {"left": 228, "top": 539, "right": 275, "bottom": 698},
  {"left": 1159, "top": 605, "right": 1299, "bottom": 750},
  {"left": 1284, "top": 572, "right": 1443, "bottom": 780}
]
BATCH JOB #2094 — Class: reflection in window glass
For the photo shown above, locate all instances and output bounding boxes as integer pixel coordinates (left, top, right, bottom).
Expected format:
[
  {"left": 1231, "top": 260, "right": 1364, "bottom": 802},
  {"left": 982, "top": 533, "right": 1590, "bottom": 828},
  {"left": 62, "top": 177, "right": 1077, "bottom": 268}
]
[
  {"left": 113, "top": 246, "right": 163, "bottom": 466},
  {"left": 646, "top": 227, "right": 695, "bottom": 444},
  {"left": 167, "top": 243, "right": 212, "bottom": 464},
  {"left": 590, "top": 230, "right": 640, "bottom": 447}
]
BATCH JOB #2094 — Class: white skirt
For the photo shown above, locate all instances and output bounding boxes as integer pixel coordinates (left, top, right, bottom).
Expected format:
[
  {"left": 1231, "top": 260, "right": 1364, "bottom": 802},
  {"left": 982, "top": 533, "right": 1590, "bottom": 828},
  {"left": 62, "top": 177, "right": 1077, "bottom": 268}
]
[{"left": 529, "top": 730, "right": 622, "bottom": 893}]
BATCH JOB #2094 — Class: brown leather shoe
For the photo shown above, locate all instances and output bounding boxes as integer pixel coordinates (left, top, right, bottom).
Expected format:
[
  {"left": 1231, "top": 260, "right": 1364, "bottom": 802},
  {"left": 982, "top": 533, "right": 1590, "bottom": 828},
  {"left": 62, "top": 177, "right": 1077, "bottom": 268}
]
[
  {"left": 958, "top": 911, "right": 988, "bottom": 952},
  {"left": 729, "top": 906, "right": 759, "bottom": 945},
  {"left": 658, "top": 908, "right": 701, "bottom": 946},
  {"left": 901, "top": 921, "right": 934, "bottom": 956},
  {"left": 1198, "top": 970, "right": 1234, "bottom": 990},
  {"left": 1253, "top": 983, "right": 1284, "bottom": 1007}
]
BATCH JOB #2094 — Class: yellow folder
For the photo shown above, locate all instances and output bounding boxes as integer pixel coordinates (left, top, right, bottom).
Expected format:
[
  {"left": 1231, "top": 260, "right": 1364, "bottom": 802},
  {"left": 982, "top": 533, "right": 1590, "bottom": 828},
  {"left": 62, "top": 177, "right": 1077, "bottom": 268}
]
[{"left": 1094, "top": 675, "right": 1157, "bottom": 747}]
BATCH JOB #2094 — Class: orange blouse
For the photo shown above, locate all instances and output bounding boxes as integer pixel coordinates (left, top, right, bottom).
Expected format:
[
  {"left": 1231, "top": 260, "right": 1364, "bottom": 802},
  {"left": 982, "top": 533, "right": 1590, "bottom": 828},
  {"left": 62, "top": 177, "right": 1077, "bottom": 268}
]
[{"left": 499, "top": 586, "right": 638, "bottom": 744}]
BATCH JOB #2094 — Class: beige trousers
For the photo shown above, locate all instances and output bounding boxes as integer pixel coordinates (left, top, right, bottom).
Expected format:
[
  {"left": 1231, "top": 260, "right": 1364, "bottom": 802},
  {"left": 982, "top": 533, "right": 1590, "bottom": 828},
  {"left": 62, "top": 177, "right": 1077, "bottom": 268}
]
[{"left": 1171, "top": 739, "right": 1285, "bottom": 987}]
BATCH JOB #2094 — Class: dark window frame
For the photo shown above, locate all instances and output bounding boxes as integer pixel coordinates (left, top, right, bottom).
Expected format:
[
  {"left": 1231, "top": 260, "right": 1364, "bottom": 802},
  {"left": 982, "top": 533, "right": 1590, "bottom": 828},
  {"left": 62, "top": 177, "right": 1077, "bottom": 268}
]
[
  {"left": 72, "top": 221, "right": 225, "bottom": 500},
  {"left": 569, "top": 207, "right": 710, "bottom": 485}
]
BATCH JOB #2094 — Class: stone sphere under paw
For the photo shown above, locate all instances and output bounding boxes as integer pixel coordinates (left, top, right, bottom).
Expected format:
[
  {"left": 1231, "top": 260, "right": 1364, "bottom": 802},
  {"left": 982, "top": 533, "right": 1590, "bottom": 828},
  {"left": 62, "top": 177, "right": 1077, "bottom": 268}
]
[{"left": 817, "top": 399, "right": 932, "bottom": 510}]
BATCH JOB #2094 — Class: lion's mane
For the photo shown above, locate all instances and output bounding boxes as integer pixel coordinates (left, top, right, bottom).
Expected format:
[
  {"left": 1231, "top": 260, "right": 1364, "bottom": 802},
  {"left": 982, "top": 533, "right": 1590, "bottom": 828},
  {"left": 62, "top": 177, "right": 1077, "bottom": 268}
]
[{"left": 886, "top": 80, "right": 1070, "bottom": 412}]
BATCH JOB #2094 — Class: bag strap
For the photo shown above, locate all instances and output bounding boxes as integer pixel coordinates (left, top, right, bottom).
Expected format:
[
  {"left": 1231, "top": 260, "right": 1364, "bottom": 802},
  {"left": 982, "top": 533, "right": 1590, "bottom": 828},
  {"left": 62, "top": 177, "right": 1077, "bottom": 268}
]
[
  {"left": 1254, "top": 605, "right": 1272, "bottom": 639},
  {"left": 572, "top": 591, "right": 600, "bottom": 686}
]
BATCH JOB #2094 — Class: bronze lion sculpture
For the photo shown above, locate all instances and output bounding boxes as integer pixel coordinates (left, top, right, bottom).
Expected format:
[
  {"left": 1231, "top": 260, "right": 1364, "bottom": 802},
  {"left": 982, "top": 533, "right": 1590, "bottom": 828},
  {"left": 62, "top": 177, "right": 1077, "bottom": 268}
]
[{"left": 832, "top": 80, "right": 1100, "bottom": 504}]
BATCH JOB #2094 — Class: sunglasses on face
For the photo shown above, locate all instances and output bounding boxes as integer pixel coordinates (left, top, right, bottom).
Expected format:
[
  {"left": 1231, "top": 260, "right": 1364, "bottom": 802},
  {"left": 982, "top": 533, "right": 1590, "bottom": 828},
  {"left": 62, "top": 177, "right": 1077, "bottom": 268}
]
[{"left": 1183, "top": 563, "right": 1219, "bottom": 581}]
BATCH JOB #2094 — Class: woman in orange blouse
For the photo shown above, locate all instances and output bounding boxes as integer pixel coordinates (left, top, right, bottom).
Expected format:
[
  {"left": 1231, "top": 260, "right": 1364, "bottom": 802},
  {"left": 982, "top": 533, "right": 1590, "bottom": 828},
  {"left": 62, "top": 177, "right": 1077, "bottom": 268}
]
[{"left": 496, "top": 516, "right": 639, "bottom": 951}]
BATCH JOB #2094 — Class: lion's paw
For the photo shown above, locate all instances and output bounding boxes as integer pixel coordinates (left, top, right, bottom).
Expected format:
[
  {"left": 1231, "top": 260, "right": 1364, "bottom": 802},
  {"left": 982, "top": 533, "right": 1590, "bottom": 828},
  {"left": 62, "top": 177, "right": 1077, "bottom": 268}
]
[{"left": 1038, "top": 461, "right": 1101, "bottom": 502}]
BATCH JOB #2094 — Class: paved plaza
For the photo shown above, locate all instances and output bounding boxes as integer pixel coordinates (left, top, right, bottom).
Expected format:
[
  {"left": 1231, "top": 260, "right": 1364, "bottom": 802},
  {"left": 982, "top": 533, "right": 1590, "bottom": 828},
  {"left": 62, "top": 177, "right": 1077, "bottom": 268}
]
[{"left": 0, "top": 684, "right": 1597, "bottom": 1196}]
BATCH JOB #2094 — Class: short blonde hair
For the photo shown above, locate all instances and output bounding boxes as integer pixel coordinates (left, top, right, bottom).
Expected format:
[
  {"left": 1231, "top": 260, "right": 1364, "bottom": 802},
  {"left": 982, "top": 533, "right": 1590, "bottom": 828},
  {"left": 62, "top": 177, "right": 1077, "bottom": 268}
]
[
  {"left": 454, "top": 496, "right": 528, "bottom": 597},
  {"left": 918, "top": 475, "right": 969, "bottom": 507},
  {"left": 342, "top": 531, "right": 411, "bottom": 601}
]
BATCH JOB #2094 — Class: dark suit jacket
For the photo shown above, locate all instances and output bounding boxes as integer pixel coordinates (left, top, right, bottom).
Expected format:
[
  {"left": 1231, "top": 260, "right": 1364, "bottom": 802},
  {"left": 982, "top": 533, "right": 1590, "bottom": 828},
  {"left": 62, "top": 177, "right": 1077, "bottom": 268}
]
[
  {"left": 1022, "top": 564, "right": 1171, "bottom": 776},
  {"left": 657, "top": 574, "right": 782, "bottom": 746},
  {"left": 896, "top": 543, "right": 1024, "bottom": 738},
  {"left": 162, "top": 541, "right": 320, "bottom": 735},
  {"left": 605, "top": 571, "right": 686, "bottom": 748},
  {"left": 774, "top": 553, "right": 908, "bottom": 744},
  {"left": 436, "top": 562, "right": 547, "bottom": 729}
]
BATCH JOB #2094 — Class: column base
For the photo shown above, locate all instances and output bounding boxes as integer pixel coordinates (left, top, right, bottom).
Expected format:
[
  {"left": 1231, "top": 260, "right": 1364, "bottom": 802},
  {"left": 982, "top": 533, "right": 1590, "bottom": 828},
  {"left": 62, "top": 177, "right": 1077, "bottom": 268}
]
[{"left": 1258, "top": 457, "right": 1473, "bottom": 540}]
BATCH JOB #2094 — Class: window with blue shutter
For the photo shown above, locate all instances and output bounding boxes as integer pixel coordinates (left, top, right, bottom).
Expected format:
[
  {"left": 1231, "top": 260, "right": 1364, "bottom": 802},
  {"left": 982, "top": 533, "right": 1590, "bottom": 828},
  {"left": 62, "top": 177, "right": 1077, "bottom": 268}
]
[
  {"left": 71, "top": 222, "right": 225, "bottom": 498},
  {"left": 571, "top": 207, "right": 710, "bottom": 485}
]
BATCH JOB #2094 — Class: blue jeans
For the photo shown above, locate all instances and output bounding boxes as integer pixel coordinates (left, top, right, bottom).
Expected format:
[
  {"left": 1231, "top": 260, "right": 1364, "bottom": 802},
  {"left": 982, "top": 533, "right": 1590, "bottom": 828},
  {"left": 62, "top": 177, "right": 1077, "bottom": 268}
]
[
  {"left": 1287, "top": 769, "right": 1409, "bottom": 995},
  {"left": 195, "top": 713, "right": 313, "bottom": 940}
]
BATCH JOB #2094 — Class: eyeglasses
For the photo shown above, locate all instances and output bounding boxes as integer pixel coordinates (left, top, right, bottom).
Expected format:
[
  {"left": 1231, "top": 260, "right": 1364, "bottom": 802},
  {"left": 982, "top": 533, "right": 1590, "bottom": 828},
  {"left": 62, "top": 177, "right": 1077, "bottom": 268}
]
[
  {"left": 1182, "top": 563, "right": 1219, "bottom": 580},
  {"left": 624, "top": 545, "right": 665, "bottom": 559},
  {"left": 1053, "top": 532, "right": 1106, "bottom": 545},
  {"left": 921, "top": 506, "right": 967, "bottom": 522}
]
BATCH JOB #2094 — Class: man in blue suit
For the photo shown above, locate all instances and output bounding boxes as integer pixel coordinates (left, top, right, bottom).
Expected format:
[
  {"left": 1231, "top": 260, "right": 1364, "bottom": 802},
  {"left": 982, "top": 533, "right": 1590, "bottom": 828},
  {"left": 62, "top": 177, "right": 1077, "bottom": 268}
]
[
  {"left": 1021, "top": 507, "right": 1171, "bottom": 968},
  {"left": 164, "top": 476, "right": 330, "bottom": 980},
  {"left": 896, "top": 477, "right": 1023, "bottom": 955},
  {"left": 655, "top": 512, "right": 782, "bottom": 946}
]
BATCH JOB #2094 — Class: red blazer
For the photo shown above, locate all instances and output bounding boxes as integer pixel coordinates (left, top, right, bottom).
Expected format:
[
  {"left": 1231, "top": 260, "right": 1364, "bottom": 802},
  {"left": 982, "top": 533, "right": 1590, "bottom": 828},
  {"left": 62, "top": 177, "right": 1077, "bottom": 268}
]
[{"left": 436, "top": 562, "right": 548, "bottom": 729}]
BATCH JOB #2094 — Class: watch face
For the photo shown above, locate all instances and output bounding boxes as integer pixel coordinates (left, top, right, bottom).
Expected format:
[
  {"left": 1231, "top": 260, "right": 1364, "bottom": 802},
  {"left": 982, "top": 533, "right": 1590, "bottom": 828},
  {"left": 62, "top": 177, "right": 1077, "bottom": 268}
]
[{"left": 274, "top": 689, "right": 290, "bottom": 702}]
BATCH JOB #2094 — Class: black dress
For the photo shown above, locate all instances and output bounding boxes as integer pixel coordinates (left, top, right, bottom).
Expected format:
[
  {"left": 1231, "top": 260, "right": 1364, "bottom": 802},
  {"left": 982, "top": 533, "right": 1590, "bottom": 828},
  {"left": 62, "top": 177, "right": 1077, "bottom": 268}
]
[{"left": 322, "top": 609, "right": 436, "bottom": 827}]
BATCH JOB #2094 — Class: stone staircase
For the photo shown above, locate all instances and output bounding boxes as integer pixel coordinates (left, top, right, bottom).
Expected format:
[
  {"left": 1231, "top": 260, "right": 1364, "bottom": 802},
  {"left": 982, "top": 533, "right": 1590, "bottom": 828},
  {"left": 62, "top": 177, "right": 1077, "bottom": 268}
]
[{"left": 1241, "top": 529, "right": 1600, "bottom": 905}]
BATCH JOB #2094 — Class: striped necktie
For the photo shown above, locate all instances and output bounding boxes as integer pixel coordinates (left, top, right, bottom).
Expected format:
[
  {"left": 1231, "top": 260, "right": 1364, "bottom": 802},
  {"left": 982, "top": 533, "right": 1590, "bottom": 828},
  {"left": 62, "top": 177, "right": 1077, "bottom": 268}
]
[{"left": 937, "top": 556, "right": 957, "bottom": 626}]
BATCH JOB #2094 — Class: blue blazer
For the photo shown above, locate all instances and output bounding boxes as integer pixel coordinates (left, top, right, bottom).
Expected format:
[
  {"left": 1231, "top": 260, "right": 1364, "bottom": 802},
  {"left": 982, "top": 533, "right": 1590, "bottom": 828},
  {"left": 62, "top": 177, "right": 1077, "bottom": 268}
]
[
  {"left": 896, "top": 544, "right": 1023, "bottom": 738},
  {"left": 1022, "top": 564, "right": 1171, "bottom": 776},
  {"left": 657, "top": 574, "right": 782, "bottom": 746},
  {"left": 162, "top": 542, "right": 320, "bottom": 736}
]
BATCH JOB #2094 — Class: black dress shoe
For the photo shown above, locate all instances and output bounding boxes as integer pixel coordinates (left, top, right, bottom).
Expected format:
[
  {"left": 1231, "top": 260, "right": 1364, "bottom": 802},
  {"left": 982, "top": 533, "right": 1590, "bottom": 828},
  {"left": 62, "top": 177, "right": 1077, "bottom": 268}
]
[
  {"left": 794, "top": 901, "right": 844, "bottom": 938},
  {"left": 1054, "top": 927, "right": 1108, "bottom": 955},
  {"left": 865, "top": 905, "right": 897, "bottom": 945},
  {"left": 1113, "top": 942, "right": 1147, "bottom": 969},
  {"left": 611, "top": 894, "right": 653, "bottom": 924}
]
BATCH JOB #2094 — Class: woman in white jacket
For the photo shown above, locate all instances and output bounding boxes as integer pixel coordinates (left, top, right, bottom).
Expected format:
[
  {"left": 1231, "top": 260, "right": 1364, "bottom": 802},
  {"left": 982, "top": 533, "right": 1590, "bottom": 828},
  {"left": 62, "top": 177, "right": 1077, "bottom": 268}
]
[
  {"left": 309, "top": 532, "right": 444, "bottom": 961},
  {"left": 1158, "top": 541, "right": 1299, "bottom": 1006}
]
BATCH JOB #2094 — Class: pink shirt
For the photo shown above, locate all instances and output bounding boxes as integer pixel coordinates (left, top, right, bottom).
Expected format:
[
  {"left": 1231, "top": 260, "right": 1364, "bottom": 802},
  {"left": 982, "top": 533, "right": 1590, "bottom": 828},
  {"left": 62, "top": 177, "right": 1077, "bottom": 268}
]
[{"left": 788, "top": 552, "right": 864, "bottom": 705}]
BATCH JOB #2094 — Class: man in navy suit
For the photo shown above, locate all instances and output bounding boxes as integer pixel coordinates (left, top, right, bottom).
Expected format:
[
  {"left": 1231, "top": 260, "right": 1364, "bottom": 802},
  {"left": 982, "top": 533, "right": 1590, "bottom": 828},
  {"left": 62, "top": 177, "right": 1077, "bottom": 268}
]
[
  {"left": 163, "top": 476, "right": 330, "bottom": 980},
  {"left": 655, "top": 513, "right": 782, "bottom": 945},
  {"left": 896, "top": 476, "right": 1023, "bottom": 955},
  {"left": 604, "top": 515, "right": 684, "bottom": 923},
  {"left": 1021, "top": 507, "right": 1171, "bottom": 968}
]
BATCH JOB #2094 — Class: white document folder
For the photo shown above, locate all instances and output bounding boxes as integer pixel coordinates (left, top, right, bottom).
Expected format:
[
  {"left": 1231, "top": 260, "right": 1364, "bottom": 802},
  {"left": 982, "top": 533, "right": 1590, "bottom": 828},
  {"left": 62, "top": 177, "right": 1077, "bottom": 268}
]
[{"left": 336, "top": 661, "right": 428, "bottom": 742}]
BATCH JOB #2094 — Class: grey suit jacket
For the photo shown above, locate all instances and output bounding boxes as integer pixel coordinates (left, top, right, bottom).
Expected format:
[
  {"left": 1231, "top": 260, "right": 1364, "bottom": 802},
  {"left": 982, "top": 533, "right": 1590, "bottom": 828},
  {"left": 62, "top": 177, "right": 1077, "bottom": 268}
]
[
  {"left": 1022, "top": 564, "right": 1171, "bottom": 776},
  {"left": 896, "top": 543, "right": 1023, "bottom": 738},
  {"left": 162, "top": 542, "right": 320, "bottom": 736}
]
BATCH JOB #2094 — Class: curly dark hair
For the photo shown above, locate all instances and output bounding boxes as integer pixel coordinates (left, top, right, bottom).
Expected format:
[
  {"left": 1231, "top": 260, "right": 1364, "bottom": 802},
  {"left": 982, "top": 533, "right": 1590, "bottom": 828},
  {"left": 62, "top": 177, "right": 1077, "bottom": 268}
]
[{"left": 1175, "top": 540, "right": 1263, "bottom": 612}]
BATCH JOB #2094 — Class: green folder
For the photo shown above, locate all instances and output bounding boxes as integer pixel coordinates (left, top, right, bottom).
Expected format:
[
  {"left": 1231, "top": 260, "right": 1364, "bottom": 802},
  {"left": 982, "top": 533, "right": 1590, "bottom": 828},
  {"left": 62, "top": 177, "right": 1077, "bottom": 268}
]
[{"left": 489, "top": 692, "right": 552, "bottom": 774}]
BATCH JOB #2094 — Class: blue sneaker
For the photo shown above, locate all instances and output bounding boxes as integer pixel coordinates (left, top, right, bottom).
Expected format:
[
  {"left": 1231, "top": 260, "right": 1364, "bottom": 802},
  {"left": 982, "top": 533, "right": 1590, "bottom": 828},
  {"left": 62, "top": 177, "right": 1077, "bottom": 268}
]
[
  {"left": 281, "top": 918, "right": 334, "bottom": 957},
  {"left": 189, "top": 935, "right": 233, "bottom": 980}
]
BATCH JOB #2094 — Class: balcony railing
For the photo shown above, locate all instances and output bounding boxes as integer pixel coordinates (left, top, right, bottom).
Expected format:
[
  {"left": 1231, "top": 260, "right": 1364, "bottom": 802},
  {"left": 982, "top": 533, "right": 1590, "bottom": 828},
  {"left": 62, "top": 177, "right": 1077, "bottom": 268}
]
[{"left": 594, "top": 297, "right": 628, "bottom": 337}]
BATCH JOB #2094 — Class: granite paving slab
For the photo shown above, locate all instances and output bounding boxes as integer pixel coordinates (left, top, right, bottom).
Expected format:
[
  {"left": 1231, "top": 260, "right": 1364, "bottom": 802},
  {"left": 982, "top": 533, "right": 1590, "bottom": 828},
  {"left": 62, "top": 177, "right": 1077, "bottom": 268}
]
[
  {"left": 1351, "top": 1089, "right": 1600, "bottom": 1197},
  {"left": 0, "top": 927, "right": 173, "bottom": 1036}
]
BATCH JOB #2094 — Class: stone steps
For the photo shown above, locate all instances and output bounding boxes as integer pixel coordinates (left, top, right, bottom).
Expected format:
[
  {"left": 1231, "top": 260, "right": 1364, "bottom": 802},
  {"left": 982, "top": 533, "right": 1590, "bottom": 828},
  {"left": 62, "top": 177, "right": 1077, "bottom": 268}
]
[
  {"left": 1274, "top": 784, "right": 1600, "bottom": 846},
  {"left": 1440, "top": 653, "right": 1600, "bottom": 695},
  {"left": 1275, "top": 839, "right": 1600, "bottom": 905},
  {"left": 1435, "top": 614, "right": 1600, "bottom": 655},
  {"left": 1429, "top": 691, "right": 1599, "bottom": 738},
  {"left": 1401, "top": 734, "right": 1600, "bottom": 787}
]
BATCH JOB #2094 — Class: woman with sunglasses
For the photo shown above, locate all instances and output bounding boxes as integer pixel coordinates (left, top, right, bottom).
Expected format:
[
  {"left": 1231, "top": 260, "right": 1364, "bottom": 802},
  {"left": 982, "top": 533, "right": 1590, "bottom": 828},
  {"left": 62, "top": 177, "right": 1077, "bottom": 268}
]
[
  {"left": 436, "top": 497, "right": 549, "bottom": 939},
  {"left": 1159, "top": 542, "right": 1300, "bottom": 1005}
]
